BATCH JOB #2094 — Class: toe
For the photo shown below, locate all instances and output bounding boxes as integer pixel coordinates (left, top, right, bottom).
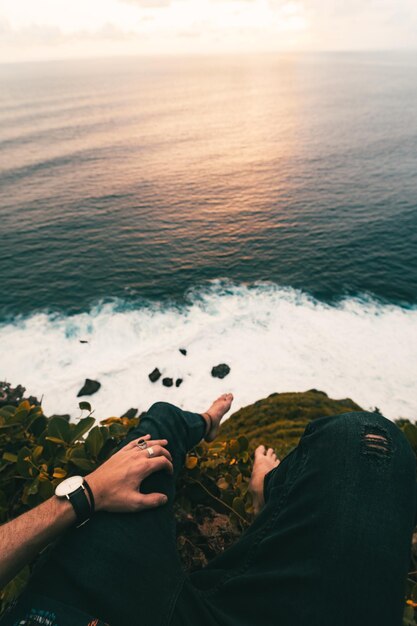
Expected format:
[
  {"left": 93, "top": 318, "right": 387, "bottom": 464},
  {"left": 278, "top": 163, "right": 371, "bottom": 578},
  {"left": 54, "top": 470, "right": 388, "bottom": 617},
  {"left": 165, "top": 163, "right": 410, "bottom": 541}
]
[{"left": 255, "top": 444, "right": 266, "bottom": 457}]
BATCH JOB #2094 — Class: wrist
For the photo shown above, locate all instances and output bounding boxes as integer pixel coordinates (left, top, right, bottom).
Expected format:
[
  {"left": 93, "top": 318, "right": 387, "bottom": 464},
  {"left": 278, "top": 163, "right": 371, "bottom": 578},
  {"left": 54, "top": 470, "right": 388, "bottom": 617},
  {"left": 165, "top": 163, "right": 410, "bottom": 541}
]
[
  {"left": 85, "top": 472, "right": 105, "bottom": 512},
  {"left": 54, "top": 476, "right": 94, "bottom": 526},
  {"left": 53, "top": 492, "right": 76, "bottom": 521}
]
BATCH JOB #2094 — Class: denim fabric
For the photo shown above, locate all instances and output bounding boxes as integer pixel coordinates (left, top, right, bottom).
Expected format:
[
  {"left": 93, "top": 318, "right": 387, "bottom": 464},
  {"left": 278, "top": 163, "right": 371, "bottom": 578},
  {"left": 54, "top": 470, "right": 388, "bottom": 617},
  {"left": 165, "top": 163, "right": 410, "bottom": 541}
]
[
  {"left": 19, "top": 405, "right": 416, "bottom": 626},
  {"left": 186, "top": 411, "right": 417, "bottom": 626}
]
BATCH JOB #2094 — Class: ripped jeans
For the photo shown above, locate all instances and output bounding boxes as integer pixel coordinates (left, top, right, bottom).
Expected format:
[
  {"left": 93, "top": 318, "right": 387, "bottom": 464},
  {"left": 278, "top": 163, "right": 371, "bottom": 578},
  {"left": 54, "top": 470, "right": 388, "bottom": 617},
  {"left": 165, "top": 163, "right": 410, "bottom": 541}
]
[{"left": 26, "top": 407, "right": 416, "bottom": 626}]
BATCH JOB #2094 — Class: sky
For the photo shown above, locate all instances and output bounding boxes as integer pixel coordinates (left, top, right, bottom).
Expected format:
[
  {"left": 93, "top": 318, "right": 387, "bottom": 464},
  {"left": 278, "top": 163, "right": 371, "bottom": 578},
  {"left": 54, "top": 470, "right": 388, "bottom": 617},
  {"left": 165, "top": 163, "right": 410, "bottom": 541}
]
[{"left": 1, "top": 0, "right": 417, "bottom": 63}]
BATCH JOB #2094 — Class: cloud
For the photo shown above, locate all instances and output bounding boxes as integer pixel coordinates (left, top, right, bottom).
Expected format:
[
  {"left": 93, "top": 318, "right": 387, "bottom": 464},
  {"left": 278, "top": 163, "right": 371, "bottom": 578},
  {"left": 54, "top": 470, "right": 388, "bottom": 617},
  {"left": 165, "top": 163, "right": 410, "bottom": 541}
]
[
  {"left": 121, "top": 0, "right": 171, "bottom": 6},
  {"left": 1, "top": 0, "right": 417, "bottom": 63},
  {"left": 0, "top": 18, "right": 141, "bottom": 52},
  {"left": 0, "top": 19, "right": 64, "bottom": 45}
]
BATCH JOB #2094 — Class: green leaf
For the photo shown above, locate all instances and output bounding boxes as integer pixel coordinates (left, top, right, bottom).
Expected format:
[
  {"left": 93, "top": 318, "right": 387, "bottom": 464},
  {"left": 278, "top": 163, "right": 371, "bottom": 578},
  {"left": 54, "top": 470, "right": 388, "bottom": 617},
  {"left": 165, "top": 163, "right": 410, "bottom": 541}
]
[
  {"left": 45, "top": 436, "right": 67, "bottom": 446},
  {"left": 70, "top": 416, "right": 95, "bottom": 443},
  {"left": 86, "top": 426, "right": 103, "bottom": 458},
  {"left": 28, "top": 415, "right": 47, "bottom": 437},
  {"left": 48, "top": 416, "right": 71, "bottom": 443},
  {"left": 1, "top": 566, "right": 30, "bottom": 607},
  {"left": 0, "top": 405, "right": 17, "bottom": 419},
  {"left": 109, "top": 422, "right": 126, "bottom": 437},
  {"left": 404, "top": 424, "right": 417, "bottom": 451},
  {"left": 403, "top": 605, "right": 416, "bottom": 626},
  {"left": 32, "top": 446, "right": 44, "bottom": 462},
  {"left": 238, "top": 436, "right": 249, "bottom": 452},
  {"left": 28, "top": 405, "right": 43, "bottom": 418},
  {"left": 0, "top": 490, "right": 7, "bottom": 509},
  {"left": 99, "top": 426, "right": 109, "bottom": 444},
  {"left": 27, "top": 479, "right": 39, "bottom": 496},
  {"left": 232, "top": 496, "right": 246, "bottom": 518},
  {"left": 79, "top": 401, "right": 92, "bottom": 412},
  {"left": 227, "top": 439, "right": 240, "bottom": 455},
  {"left": 70, "top": 457, "right": 96, "bottom": 472},
  {"left": 17, "top": 447, "right": 31, "bottom": 478},
  {"left": 12, "top": 407, "right": 29, "bottom": 423},
  {"left": 2, "top": 452, "right": 17, "bottom": 463},
  {"left": 38, "top": 479, "right": 55, "bottom": 501},
  {"left": 209, "top": 442, "right": 226, "bottom": 453}
]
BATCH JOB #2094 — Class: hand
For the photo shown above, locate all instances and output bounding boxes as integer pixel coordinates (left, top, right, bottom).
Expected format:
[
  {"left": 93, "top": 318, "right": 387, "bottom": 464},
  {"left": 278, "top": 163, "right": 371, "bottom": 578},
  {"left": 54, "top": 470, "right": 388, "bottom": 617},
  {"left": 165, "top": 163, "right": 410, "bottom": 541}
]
[{"left": 86, "top": 435, "right": 173, "bottom": 513}]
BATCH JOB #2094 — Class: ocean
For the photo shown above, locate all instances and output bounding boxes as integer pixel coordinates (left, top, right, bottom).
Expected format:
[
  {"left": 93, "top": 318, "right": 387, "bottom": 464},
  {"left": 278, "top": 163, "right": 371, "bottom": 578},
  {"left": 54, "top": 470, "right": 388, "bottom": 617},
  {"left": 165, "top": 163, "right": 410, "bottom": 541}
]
[{"left": 0, "top": 52, "right": 416, "bottom": 420}]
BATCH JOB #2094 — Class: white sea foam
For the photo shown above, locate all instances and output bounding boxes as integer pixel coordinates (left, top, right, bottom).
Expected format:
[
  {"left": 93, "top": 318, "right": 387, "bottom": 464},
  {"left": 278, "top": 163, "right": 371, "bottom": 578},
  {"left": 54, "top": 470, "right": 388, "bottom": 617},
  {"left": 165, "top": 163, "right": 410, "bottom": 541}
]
[{"left": 1, "top": 283, "right": 416, "bottom": 421}]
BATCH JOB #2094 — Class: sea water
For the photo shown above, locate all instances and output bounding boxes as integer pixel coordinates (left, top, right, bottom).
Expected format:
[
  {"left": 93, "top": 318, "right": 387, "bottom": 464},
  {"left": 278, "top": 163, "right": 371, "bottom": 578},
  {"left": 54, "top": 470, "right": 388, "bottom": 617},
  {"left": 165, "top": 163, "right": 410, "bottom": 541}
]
[{"left": 0, "top": 52, "right": 416, "bottom": 419}]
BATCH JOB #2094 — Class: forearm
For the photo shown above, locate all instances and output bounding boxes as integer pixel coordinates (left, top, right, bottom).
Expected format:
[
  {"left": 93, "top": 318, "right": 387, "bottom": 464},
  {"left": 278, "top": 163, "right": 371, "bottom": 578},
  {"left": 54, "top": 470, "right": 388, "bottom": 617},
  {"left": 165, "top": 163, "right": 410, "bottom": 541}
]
[
  {"left": 0, "top": 496, "right": 76, "bottom": 588},
  {"left": 0, "top": 434, "right": 172, "bottom": 589}
]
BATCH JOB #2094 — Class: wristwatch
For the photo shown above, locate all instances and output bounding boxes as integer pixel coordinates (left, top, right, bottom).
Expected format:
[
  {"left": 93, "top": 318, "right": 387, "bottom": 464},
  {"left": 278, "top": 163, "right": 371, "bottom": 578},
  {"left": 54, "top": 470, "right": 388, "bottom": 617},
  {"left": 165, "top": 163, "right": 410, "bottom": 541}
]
[{"left": 55, "top": 476, "right": 94, "bottom": 527}]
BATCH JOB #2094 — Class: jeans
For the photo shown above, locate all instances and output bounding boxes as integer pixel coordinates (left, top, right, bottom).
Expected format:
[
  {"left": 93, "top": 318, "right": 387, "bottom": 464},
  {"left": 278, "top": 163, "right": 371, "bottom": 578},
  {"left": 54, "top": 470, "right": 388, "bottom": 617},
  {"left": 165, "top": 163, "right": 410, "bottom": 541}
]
[{"left": 26, "top": 403, "right": 416, "bottom": 626}]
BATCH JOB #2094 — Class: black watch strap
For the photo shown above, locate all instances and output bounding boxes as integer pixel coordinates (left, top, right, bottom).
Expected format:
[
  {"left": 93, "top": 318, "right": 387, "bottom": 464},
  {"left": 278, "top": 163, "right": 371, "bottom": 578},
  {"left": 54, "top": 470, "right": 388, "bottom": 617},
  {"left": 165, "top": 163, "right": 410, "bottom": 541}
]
[
  {"left": 83, "top": 479, "right": 95, "bottom": 514},
  {"left": 67, "top": 484, "right": 91, "bottom": 527}
]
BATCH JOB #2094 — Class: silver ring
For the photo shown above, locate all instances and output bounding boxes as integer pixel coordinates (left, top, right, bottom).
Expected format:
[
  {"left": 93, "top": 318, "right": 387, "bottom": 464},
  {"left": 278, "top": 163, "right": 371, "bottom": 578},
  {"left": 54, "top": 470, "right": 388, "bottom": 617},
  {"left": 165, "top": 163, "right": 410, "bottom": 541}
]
[
  {"left": 147, "top": 446, "right": 155, "bottom": 458},
  {"left": 137, "top": 439, "right": 148, "bottom": 450}
]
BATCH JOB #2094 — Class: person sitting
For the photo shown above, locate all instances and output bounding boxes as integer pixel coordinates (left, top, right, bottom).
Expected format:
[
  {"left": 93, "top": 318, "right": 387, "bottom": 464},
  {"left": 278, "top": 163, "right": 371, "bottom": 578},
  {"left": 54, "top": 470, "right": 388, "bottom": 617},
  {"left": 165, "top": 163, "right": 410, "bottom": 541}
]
[{"left": 0, "top": 394, "right": 415, "bottom": 626}]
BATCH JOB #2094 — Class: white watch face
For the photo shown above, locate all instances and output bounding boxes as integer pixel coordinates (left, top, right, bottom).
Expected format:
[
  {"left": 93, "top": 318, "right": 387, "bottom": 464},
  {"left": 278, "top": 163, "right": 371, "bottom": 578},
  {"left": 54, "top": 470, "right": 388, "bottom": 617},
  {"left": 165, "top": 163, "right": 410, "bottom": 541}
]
[{"left": 55, "top": 475, "right": 84, "bottom": 497}]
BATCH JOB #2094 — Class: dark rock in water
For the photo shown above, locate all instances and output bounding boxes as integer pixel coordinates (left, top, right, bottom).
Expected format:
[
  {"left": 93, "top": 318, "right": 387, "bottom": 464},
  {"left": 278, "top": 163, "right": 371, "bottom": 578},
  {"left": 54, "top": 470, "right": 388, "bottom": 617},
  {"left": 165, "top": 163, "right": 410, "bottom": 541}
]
[
  {"left": 179, "top": 348, "right": 187, "bottom": 356},
  {"left": 162, "top": 377, "right": 173, "bottom": 387},
  {"left": 79, "top": 340, "right": 89, "bottom": 344},
  {"left": 149, "top": 368, "right": 162, "bottom": 383},
  {"left": 121, "top": 408, "right": 138, "bottom": 419},
  {"left": 175, "top": 378, "right": 183, "bottom": 388},
  {"left": 211, "top": 364, "right": 230, "bottom": 379},
  {"left": 77, "top": 379, "right": 101, "bottom": 397}
]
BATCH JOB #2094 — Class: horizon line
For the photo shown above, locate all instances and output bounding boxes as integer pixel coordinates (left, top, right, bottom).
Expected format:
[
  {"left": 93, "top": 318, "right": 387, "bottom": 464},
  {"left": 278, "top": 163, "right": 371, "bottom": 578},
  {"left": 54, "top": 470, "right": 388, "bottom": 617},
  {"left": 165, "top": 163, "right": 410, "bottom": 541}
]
[{"left": 2, "top": 47, "right": 417, "bottom": 67}]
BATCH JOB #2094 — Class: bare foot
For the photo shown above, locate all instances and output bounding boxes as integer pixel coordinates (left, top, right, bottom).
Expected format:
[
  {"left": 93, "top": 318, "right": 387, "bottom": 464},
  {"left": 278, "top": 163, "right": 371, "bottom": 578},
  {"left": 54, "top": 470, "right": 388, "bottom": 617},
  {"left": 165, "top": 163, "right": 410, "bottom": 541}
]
[
  {"left": 249, "top": 445, "right": 280, "bottom": 515},
  {"left": 202, "top": 393, "right": 233, "bottom": 442}
]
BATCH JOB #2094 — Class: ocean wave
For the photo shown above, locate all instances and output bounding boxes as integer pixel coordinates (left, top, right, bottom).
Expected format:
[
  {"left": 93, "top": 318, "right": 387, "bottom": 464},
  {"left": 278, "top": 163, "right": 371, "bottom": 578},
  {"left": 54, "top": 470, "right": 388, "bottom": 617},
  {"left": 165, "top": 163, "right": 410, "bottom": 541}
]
[{"left": 0, "top": 282, "right": 416, "bottom": 421}]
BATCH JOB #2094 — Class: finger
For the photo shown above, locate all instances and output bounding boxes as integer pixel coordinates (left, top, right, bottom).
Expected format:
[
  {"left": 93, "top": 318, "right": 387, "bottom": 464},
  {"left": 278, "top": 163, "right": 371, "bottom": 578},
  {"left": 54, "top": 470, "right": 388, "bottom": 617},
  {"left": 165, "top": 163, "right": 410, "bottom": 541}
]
[
  {"left": 138, "top": 445, "right": 172, "bottom": 462},
  {"left": 142, "top": 438, "right": 169, "bottom": 449},
  {"left": 124, "top": 434, "right": 152, "bottom": 450},
  {"left": 136, "top": 492, "right": 169, "bottom": 510},
  {"left": 142, "top": 456, "right": 174, "bottom": 478}
]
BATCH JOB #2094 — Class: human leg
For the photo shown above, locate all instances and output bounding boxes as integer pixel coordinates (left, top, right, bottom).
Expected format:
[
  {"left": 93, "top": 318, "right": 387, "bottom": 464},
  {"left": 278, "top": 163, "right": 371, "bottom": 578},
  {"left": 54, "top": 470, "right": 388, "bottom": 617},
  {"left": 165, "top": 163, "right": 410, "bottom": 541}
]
[
  {"left": 187, "top": 411, "right": 416, "bottom": 626},
  {"left": 25, "top": 401, "right": 218, "bottom": 626}
]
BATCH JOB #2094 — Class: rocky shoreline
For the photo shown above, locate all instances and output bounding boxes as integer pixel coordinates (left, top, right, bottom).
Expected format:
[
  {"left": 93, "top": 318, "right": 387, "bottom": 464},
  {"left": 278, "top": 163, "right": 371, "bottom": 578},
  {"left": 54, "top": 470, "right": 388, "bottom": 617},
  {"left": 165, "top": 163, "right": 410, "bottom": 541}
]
[{"left": 0, "top": 348, "right": 232, "bottom": 412}]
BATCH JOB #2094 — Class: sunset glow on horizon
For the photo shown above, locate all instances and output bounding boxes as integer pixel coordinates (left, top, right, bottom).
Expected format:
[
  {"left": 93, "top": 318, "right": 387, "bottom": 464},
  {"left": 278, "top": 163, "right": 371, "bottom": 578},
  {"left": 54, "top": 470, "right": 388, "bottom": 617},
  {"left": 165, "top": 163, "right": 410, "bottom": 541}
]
[{"left": 1, "top": 0, "right": 417, "bottom": 63}]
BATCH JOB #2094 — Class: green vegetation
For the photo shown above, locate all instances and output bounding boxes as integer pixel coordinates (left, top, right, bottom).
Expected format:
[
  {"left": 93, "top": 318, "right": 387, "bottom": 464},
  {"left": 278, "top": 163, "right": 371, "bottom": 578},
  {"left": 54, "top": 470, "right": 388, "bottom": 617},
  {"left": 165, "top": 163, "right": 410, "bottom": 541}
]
[
  {"left": 0, "top": 390, "right": 416, "bottom": 625},
  {"left": 219, "top": 389, "right": 362, "bottom": 457}
]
